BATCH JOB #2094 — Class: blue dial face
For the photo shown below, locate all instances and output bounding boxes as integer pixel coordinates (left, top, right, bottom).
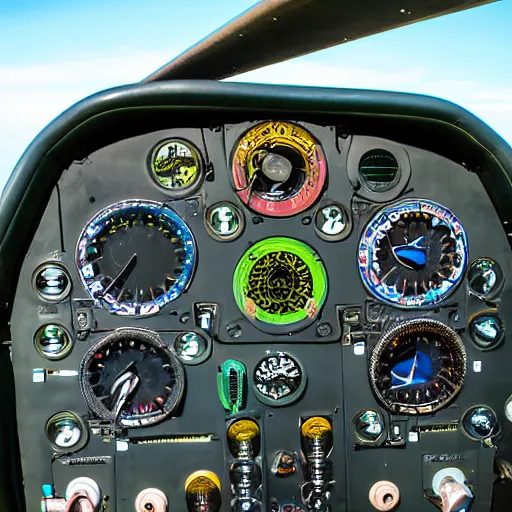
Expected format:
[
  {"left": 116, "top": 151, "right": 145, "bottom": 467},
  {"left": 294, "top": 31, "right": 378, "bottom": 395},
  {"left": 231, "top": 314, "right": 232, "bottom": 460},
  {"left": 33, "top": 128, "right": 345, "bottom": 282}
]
[
  {"left": 77, "top": 200, "right": 196, "bottom": 316},
  {"left": 358, "top": 199, "right": 468, "bottom": 308}
]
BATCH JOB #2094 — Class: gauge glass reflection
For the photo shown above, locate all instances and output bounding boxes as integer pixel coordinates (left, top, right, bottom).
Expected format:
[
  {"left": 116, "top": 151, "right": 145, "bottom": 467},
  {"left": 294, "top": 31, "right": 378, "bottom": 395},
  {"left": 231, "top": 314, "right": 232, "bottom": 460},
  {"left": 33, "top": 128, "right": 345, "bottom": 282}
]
[
  {"left": 33, "top": 263, "right": 71, "bottom": 302},
  {"left": 80, "top": 329, "right": 185, "bottom": 428},
  {"left": 46, "top": 411, "right": 87, "bottom": 452},
  {"left": 353, "top": 410, "right": 384, "bottom": 442},
  {"left": 34, "top": 324, "right": 73, "bottom": 360},
  {"left": 461, "top": 406, "right": 498, "bottom": 440},
  {"left": 369, "top": 319, "right": 466, "bottom": 415},
  {"left": 174, "top": 332, "right": 206, "bottom": 361},
  {"left": 253, "top": 352, "right": 306, "bottom": 406},
  {"left": 358, "top": 199, "right": 468, "bottom": 308},
  {"left": 468, "top": 258, "right": 503, "bottom": 298},
  {"left": 469, "top": 311, "right": 504, "bottom": 350},
  {"left": 77, "top": 200, "right": 196, "bottom": 316},
  {"left": 205, "top": 202, "right": 244, "bottom": 241}
]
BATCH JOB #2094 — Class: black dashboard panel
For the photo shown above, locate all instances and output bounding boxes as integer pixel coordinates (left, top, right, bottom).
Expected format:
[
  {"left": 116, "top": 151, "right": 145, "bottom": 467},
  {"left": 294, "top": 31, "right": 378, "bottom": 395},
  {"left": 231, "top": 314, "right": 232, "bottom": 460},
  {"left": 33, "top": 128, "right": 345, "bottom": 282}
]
[{"left": 6, "top": 82, "right": 512, "bottom": 512}]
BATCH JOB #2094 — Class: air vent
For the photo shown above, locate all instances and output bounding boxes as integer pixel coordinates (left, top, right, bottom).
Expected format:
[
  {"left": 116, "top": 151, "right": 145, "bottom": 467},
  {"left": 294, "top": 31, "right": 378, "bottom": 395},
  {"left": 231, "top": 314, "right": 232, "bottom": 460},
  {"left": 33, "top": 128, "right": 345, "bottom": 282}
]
[{"left": 358, "top": 149, "right": 400, "bottom": 192}]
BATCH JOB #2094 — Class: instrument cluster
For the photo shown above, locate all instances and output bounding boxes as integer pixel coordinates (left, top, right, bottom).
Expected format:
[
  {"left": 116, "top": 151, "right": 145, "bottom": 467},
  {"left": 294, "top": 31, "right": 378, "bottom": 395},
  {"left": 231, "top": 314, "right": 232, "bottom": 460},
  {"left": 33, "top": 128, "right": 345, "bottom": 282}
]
[{"left": 12, "top": 119, "right": 512, "bottom": 512}]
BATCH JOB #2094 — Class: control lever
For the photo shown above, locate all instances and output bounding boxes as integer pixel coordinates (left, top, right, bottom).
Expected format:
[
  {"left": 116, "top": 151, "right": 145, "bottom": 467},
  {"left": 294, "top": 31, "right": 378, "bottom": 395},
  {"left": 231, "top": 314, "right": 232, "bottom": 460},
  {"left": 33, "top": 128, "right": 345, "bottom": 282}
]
[
  {"left": 300, "top": 417, "right": 334, "bottom": 512},
  {"left": 65, "top": 478, "right": 101, "bottom": 512},
  {"left": 427, "top": 468, "right": 473, "bottom": 512},
  {"left": 227, "top": 419, "right": 262, "bottom": 511}
]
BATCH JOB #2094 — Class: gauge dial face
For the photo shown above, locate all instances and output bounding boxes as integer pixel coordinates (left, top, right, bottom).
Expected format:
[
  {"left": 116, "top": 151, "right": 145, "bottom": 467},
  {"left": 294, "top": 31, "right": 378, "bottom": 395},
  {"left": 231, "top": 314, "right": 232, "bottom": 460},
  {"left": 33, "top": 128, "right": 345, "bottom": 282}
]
[
  {"left": 149, "top": 139, "right": 203, "bottom": 195},
  {"left": 232, "top": 122, "right": 327, "bottom": 217},
  {"left": 77, "top": 200, "right": 196, "bottom": 316},
  {"left": 358, "top": 199, "right": 468, "bottom": 308},
  {"left": 233, "top": 237, "right": 327, "bottom": 333},
  {"left": 369, "top": 319, "right": 466, "bottom": 415},
  {"left": 253, "top": 352, "right": 306, "bottom": 406},
  {"left": 45, "top": 411, "right": 88, "bottom": 453},
  {"left": 79, "top": 329, "right": 185, "bottom": 428}
]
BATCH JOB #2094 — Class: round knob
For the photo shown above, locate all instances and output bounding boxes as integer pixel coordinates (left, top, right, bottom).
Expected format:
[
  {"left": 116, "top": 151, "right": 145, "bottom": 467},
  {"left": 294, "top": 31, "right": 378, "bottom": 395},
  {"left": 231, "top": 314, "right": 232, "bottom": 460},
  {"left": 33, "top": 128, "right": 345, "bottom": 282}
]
[
  {"left": 135, "top": 488, "right": 168, "bottom": 512},
  {"left": 369, "top": 481, "right": 400, "bottom": 511}
]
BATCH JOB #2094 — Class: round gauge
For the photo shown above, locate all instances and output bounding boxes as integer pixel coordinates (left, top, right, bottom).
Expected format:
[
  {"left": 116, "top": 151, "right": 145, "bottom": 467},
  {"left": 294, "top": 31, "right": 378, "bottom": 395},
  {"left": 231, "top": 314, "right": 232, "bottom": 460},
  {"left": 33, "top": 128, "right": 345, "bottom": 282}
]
[
  {"left": 173, "top": 332, "right": 207, "bottom": 362},
  {"left": 77, "top": 200, "right": 196, "bottom": 316},
  {"left": 149, "top": 139, "right": 203, "bottom": 196},
  {"left": 232, "top": 121, "right": 327, "bottom": 217},
  {"left": 369, "top": 319, "right": 466, "bottom": 415},
  {"left": 233, "top": 237, "right": 327, "bottom": 334},
  {"left": 79, "top": 329, "right": 185, "bottom": 428},
  {"left": 45, "top": 411, "right": 88, "bottom": 453},
  {"left": 253, "top": 352, "right": 306, "bottom": 406},
  {"left": 205, "top": 202, "right": 244, "bottom": 241},
  {"left": 468, "top": 258, "right": 504, "bottom": 299},
  {"left": 32, "top": 263, "right": 71, "bottom": 302},
  {"left": 34, "top": 324, "right": 73, "bottom": 360},
  {"left": 461, "top": 405, "right": 498, "bottom": 441},
  {"left": 353, "top": 410, "right": 385, "bottom": 443},
  {"left": 358, "top": 199, "right": 468, "bottom": 308},
  {"left": 469, "top": 310, "right": 504, "bottom": 350},
  {"left": 314, "top": 203, "right": 350, "bottom": 241}
]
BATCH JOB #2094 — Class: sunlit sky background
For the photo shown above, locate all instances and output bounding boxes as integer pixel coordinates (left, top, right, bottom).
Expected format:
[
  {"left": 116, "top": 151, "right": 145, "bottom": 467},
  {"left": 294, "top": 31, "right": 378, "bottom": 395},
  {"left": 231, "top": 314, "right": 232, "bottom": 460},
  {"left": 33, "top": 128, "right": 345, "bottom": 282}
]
[{"left": 1, "top": 0, "right": 510, "bottom": 191}]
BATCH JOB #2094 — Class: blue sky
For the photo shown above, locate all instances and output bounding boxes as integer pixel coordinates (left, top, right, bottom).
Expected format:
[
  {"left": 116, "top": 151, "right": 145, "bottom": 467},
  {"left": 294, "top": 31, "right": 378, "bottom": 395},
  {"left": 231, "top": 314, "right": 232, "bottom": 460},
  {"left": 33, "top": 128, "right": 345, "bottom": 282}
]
[{"left": 1, "top": 0, "right": 511, "bottom": 190}]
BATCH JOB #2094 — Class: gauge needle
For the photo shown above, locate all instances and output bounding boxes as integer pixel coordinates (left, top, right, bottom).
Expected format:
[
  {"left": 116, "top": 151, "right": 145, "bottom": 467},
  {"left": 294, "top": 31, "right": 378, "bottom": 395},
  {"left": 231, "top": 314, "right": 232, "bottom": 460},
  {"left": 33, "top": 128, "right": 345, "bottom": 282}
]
[
  {"left": 100, "top": 253, "right": 138, "bottom": 297},
  {"left": 110, "top": 371, "right": 140, "bottom": 420}
]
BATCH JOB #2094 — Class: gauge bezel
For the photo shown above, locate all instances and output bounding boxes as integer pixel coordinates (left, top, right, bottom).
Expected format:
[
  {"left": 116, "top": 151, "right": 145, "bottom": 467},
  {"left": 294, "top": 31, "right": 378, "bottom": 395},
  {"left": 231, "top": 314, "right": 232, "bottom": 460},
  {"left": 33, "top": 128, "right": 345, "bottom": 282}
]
[
  {"left": 352, "top": 408, "right": 386, "bottom": 445},
  {"left": 148, "top": 138, "right": 204, "bottom": 197},
  {"left": 252, "top": 351, "right": 307, "bottom": 407},
  {"left": 32, "top": 262, "right": 72, "bottom": 303},
  {"left": 468, "top": 309, "right": 504, "bottom": 351},
  {"left": 45, "top": 411, "right": 89, "bottom": 453},
  {"left": 204, "top": 201, "right": 245, "bottom": 242},
  {"left": 34, "top": 323, "right": 74, "bottom": 360},
  {"left": 173, "top": 331, "right": 211, "bottom": 365},
  {"left": 231, "top": 121, "right": 327, "bottom": 217},
  {"left": 233, "top": 237, "right": 328, "bottom": 334},
  {"left": 369, "top": 318, "right": 467, "bottom": 415},
  {"left": 467, "top": 257, "right": 504, "bottom": 300},
  {"left": 313, "top": 203, "right": 351, "bottom": 242},
  {"left": 79, "top": 328, "right": 185, "bottom": 428},
  {"left": 358, "top": 198, "right": 468, "bottom": 309},
  {"left": 76, "top": 199, "right": 197, "bottom": 317},
  {"left": 460, "top": 404, "right": 499, "bottom": 442}
]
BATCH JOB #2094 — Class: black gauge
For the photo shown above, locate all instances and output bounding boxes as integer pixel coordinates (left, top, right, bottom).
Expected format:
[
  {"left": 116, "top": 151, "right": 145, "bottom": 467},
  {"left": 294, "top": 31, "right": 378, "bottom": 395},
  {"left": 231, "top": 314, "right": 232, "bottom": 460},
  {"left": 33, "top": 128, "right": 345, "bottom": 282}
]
[
  {"left": 32, "top": 263, "right": 71, "bottom": 302},
  {"left": 359, "top": 199, "right": 468, "bottom": 308},
  {"left": 314, "top": 203, "right": 350, "bottom": 241},
  {"left": 149, "top": 139, "right": 203, "bottom": 196},
  {"left": 469, "top": 310, "right": 504, "bottom": 350},
  {"left": 34, "top": 324, "right": 73, "bottom": 360},
  {"left": 253, "top": 352, "right": 306, "bottom": 406},
  {"left": 205, "top": 202, "right": 245, "bottom": 242},
  {"left": 45, "top": 411, "right": 88, "bottom": 453},
  {"left": 352, "top": 410, "right": 385, "bottom": 443},
  {"left": 79, "top": 329, "right": 185, "bottom": 428},
  {"left": 468, "top": 258, "right": 504, "bottom": 299},
  {"left": 369, "top": 319, "right": 466, "bottom": 415},
  {"left": 461, "top": 406, "right": 498, "bottom": 441},
  {"left": 359, "top": 149, "right": 400, "bottom": 192},
  {"left": 77, "top": 200, "right": 196, "bottom": 316}
]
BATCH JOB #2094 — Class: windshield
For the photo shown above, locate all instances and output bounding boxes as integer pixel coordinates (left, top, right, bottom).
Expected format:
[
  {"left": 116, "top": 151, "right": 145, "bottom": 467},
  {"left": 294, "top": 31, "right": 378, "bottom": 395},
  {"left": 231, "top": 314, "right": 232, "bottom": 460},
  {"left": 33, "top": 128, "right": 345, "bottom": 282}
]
[{"left": 1, "top": 0, "right": 510, "bottom": 192}]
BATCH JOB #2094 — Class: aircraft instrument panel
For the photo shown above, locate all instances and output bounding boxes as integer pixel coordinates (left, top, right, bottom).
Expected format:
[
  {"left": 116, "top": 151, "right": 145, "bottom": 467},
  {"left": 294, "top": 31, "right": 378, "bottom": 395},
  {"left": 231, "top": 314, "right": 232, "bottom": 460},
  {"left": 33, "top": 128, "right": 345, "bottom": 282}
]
[{"left": 10, "top": 115, "right": 512, "bottom": 512}]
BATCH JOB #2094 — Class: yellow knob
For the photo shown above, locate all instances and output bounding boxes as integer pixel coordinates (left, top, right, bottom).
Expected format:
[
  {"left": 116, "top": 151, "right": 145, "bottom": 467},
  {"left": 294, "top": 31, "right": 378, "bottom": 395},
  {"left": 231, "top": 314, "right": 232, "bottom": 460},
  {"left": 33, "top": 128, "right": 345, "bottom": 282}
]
[
  {"left": 301, "top": 416, "right": 332, "bottom": 439},
  {"left": 227, "top": 419, "right": 260, "bottom": 442}
]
